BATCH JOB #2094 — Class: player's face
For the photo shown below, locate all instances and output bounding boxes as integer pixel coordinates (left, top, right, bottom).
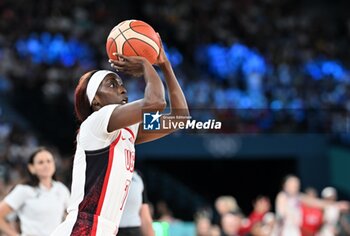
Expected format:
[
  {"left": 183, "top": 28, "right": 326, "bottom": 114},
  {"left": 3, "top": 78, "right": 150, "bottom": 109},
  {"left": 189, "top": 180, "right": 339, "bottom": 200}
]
[
  {"left": 28, "top": 150, "right": 56, "bottom": 180},
  {"left": 96, "top": 74, "right": 128, "bottom": 106}
]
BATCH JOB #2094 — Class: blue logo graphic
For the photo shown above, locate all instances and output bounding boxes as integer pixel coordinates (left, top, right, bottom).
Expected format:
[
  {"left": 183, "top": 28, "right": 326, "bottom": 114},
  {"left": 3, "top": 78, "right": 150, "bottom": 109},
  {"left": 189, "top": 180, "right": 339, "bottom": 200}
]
[{"left": 143, "top": 111, "right": 162, "bottom": 130}]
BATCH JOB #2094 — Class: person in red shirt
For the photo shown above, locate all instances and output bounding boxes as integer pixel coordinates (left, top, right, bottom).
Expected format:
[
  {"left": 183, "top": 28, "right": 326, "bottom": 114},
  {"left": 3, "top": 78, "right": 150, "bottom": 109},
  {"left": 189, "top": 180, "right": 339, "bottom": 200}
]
[
  {"left": 239, "top": 195, "right": 271, "bottom": 235},
  {"left": 249, "top": 196, "right": 271, "bottom": 227},
  {"left": 300, "top": 187, "right": 323, "bottom": 236}
]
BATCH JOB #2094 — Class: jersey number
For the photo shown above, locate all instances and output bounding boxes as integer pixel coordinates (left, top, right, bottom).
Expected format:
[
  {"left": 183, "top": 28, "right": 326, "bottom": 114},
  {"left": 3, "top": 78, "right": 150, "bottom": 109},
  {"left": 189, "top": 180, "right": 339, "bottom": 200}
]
[{"left": 120, "top": 179, "right": 131, "bottom": 210}]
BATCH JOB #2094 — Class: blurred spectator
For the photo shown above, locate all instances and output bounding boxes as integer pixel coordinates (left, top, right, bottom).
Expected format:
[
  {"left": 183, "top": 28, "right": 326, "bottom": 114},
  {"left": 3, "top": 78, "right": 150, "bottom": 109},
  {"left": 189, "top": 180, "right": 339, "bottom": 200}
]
[
  {"left": 210, "top": 225, "right": 222, "bottom": 236},
  {"left": 240, "top": 195, "right": 273, "bottom": 235},
  {"left": 319, "top": 187, "right": 340, "bottom": 236},
  {"left": 300, "top": 187, "right": 323, "bottom": 236},
  {"left": 196, "top": 215, "right": 212, "bottom": 236},
  {"left": 214, "top": 196, "right": 240, "bottom": 226},
  {"left": 220, "top": 212, "right": 243, "bottom": 236},
  {"left": 250, "top": 212, "right": 277, "bottom": 236},
  {"left": 276, "top": 175, "right": 302, "bottom": 236},
  {"left": 339, "top": 210, "right": 350, "bottom": 236},
  {"left": 155, "top": 200, "right": 178, "bottom": 223}
]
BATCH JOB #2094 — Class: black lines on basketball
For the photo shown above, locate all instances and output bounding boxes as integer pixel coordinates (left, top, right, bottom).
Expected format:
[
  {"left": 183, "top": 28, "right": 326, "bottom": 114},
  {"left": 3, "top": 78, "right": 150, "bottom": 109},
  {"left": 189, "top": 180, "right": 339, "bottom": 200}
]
[{"left": 119, "top": 28, "right": 139, "bottom": 56}]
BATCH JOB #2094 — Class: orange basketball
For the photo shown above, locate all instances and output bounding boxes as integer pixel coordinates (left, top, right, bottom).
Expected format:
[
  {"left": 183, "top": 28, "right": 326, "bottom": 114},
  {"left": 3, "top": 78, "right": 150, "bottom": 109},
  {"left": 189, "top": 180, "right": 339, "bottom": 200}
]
[{"left": 106, "top": 20, "right": 161, "bottom": 64}]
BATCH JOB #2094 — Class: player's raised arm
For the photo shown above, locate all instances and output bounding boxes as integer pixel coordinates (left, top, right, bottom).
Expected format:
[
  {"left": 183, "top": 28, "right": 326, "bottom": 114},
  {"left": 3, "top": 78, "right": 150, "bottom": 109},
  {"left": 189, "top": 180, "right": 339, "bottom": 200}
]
[
  {"left": 90, "top": 55, "right": 166, "bottom": 132},
  {"left": 135, "top": 35, "right": 190, "bottom": 144}
]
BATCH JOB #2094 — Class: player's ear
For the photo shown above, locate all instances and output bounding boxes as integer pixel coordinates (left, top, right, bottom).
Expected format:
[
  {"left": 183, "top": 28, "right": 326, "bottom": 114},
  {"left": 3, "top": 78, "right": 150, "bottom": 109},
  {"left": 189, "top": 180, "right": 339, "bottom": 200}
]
[{"left": 91, "top": 99, "right": 101, "bottom": 111}]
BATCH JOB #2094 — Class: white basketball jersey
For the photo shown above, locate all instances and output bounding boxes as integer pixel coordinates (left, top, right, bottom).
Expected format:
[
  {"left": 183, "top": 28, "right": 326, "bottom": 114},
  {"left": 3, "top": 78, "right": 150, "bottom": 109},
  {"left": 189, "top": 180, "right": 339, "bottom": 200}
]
[{"left": 51, "top": 104, "right": 139, "bottom": 236}]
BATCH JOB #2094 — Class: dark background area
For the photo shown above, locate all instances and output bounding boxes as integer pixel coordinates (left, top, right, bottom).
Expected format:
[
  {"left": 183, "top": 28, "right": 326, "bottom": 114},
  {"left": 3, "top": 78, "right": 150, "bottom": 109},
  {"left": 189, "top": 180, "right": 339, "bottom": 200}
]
[{"left": 140, "top": 158, "right": 297, "bottom": 220}]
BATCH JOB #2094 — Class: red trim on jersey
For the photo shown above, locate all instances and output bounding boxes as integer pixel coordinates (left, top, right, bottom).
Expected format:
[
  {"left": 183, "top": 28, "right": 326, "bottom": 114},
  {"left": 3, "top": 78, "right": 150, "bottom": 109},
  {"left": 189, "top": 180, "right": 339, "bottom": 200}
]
[
  {"left": 124, "top": 127, "right": 135, "bottom": 139},
  {"left": 91, "top": 214, "right": 99, "bottom": 236},
  {"left": 91, "top": 131, "right": 121, "bottom": 236}
]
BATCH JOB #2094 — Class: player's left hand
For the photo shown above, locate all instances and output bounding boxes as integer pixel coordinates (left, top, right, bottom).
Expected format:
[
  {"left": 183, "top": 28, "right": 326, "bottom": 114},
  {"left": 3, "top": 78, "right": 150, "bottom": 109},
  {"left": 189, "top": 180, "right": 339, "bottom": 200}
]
[{"left": 154, "top": 33, "right": 169, "bottom": 66}]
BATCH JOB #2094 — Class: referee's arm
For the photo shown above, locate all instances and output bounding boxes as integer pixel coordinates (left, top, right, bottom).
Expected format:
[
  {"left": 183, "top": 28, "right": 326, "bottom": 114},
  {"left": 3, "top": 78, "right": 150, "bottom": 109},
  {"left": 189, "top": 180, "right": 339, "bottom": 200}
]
[
  {"left": 139, "top": 172, "right": 155, "bottom": 236},
  {"left": 140, "top": 204, "right": 155, "bottom": 236}
]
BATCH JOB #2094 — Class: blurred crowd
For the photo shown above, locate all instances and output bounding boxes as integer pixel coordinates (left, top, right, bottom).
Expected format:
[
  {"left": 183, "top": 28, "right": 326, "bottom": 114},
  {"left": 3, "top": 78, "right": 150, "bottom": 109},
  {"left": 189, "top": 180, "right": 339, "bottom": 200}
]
[
  {"left": 191, "top": 175, "right": 350, "bottom": 236},
  {"left": 136, "top": 0, "right": 350, "bottom": 135},
  {"left": 0, "top": 0, "right": 350, "bottom": 137}
]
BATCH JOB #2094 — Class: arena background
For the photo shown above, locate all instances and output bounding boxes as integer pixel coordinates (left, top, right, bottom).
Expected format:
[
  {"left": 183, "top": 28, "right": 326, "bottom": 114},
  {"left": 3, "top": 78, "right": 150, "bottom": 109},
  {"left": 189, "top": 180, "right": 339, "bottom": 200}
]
[{"left": 1, "top": 0, "right": 350, "bottom": 235}]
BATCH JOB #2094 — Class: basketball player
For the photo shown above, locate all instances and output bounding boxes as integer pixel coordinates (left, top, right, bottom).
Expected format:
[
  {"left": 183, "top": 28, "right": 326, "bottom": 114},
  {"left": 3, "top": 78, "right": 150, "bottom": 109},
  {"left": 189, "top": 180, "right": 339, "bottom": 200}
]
[
  {"left": 118, "top": 171, "right": 155, "bottom": 236},
  {"left": 51, "top": 36, "right": 189, "bottom": 236},
  {"left": 0, "top": 147, "right": 70, "bottom": 236}
]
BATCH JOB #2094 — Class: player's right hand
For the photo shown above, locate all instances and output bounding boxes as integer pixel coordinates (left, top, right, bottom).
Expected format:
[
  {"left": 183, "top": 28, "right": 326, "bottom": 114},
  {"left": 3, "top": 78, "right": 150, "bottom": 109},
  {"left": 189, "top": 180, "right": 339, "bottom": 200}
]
[{"left": 109, "top": 53, "right": 149, "bottom": 78}]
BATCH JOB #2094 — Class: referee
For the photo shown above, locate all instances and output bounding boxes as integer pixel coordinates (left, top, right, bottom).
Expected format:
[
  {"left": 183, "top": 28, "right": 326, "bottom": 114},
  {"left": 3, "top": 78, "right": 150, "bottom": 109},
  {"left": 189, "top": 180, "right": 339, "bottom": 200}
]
[{"left": 118, "top": 171, "right": 155, "bottom": 236}]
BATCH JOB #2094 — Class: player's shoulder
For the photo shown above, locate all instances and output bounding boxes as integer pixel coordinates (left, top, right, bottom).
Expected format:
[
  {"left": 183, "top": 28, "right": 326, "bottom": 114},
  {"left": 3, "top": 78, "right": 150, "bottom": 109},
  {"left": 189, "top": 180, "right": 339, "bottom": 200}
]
[
  {"left": 79, "top": 104, "right": 119, "bottom": 133},
  {"left": 84, "top": 104, "right": 119, "bottom": 123},
  {"left": 94, "top": 104, "right": 119, "bottom": 114}
]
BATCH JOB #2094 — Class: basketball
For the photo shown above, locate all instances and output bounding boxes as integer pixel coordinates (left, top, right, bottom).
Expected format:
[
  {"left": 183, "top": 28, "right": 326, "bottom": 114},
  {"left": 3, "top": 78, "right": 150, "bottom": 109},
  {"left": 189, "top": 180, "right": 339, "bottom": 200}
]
[{"left": 106, "top": 20, "right": 161, "bottom": 64}]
